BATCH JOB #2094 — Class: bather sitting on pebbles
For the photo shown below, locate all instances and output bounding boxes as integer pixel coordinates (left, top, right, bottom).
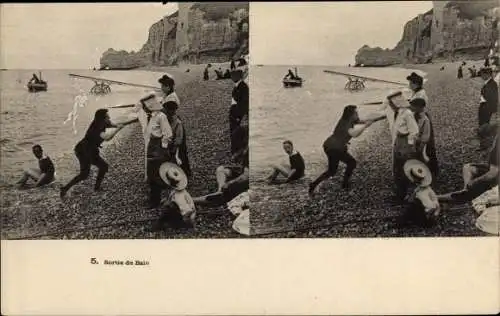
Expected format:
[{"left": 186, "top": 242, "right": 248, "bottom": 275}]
[
  {"left": 193, "top": 124, "right": 249, "bottom": 207},
  {"left": 16, "top": 144, "right": 55, "bottom": 189},
  {"left": 266, "top": 140, "right": 305, "bottom": 184},
  {"left": 437, "top": 134, "right": 499, "bottom": 206}
]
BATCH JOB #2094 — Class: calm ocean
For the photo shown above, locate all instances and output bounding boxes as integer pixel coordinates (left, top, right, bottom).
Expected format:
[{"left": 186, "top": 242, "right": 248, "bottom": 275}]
[
  {"left": 0, "top": 69, "right": 169, "bottom": 183},
  {"left": 249, "top": 65, "right": 425, "bottom": 180}
]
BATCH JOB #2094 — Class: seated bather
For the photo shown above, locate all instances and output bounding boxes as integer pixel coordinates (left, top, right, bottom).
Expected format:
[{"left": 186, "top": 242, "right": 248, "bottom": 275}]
[
  {"left": 437, "top": 135, "right": 498, "bottom": 205},
  {"left": 193, "top": 125, "right": 249, "bottom": 207},
  {"left": 16, "top": 144, "right": 55, "bottom": 189},
  {"left": 266, "top": 140, "right": 305, "bottom": 184},
  {"left": 284, "top": 69, "right": 298, "bottom": 80}
]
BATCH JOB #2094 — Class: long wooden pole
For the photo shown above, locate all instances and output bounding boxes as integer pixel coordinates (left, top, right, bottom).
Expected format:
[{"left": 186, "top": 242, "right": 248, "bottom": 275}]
[
  {"left": 68, "top": 73, "right": 161, "bottom": 90},
  {"left": 323, "top": 69, "right": 407, "bottom": 86}
]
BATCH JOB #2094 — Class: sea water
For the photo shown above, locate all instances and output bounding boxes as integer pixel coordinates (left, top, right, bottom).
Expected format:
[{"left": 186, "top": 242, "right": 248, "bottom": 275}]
[
  {"left": 249, "top": 65, "right": 425, "bottom": 180},
  {"left": 0, "top": 69, "right": 172, "bottom": 182}
]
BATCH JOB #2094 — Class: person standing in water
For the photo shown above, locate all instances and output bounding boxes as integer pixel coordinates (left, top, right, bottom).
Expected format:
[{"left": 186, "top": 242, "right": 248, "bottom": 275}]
[
  {"left": 60, "top": 109, "right": 124, "bottom": 198},
  {"left": 308, "top": 105, "right": 378, "bottom": 196},
  {"left": 266, "top": 140, "right": 305, "bottom": 184},
  {"left": 16, "top": 144, "right": 55, "bottom": 188}
]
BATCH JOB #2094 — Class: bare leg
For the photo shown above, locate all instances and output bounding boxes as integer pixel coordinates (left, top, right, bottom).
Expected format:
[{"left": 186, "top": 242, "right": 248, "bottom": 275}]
[
  {"left": 462, "top": 163, "right": 477, "bottom": 189},
  {"left": 17, "top": 168, "right": 41, "bottom": 188},
  {"left": 216, "top": 166, "right": 231, "bottom": 192},
  {"left": 266, "top": 164, "right": 290, "bottom": 182}
]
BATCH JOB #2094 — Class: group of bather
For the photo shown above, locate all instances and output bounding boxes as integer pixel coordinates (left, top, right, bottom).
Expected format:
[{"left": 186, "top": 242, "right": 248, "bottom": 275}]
[
  {"left": 18, "top": 63, "right": 249, "bottom": 233},
  {"left": 204, "top": 58, "right": 248, "bottom": 81},
  {"left": 265, "top": 65, "right": 498, "bottom": 230}
]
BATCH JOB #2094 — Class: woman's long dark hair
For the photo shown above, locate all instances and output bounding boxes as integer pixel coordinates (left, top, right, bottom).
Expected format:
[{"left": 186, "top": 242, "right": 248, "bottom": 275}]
[
  {"left": 341, "top": 105, "right": 358, "bottom": 121},
  {"left": 90, "top": 109, "right": 111, "bottom": 130}
]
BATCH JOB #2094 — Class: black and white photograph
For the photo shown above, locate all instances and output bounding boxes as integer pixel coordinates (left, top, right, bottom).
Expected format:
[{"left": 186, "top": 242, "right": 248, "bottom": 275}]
[
  {"left": 1, "top": 2, "right": 250, "bottom": 239},
  {"left": 250, "top": 1, "right": 499, "bottom": 237}
]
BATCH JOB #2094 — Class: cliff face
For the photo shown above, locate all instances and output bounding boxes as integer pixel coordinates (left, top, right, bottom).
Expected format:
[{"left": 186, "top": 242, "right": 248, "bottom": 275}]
[
  {"left": 100, "top": 2, "right": 248, "bottom": 69},
  {"left": 355, "top": 1, "right": 499, "bottom": 66}
]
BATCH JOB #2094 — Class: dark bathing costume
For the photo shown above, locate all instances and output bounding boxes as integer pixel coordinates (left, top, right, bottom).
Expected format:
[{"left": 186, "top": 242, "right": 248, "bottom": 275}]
[
  {"left": 62, "top": 120, "right": 111, "bottom": 192},
  {"left": 289, "top": 152, "right": 305, "bottom": 180},
  {"left": 38, "top": 156, "right": 55, "bottom": 185}
]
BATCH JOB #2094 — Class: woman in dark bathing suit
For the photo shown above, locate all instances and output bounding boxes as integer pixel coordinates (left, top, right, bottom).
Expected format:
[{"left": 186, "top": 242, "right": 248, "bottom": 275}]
[
  {"left": 309, "top": 105, "right": 380, "bottom": 196},
  {"left": 60, "top": 109, "right": 124, "bottom": 198}
]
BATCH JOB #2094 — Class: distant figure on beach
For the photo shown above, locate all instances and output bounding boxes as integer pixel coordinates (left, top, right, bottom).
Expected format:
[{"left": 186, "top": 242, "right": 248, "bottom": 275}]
[
  {"left": 230, "top": 60, "right": 236, "bottom": 70},
  {"left": 193, "top": 124, "right": 249, "bottom": 207},
  {"left": 484, "top": 57, "right": 490, "bottom": 67},
  {"left": 229, "top": 68, "right": 249, "bottom": 154},
  {"left": 143, "top": 94, "right": 174, "bottom": 209},
  {"left": 397, "top": 159, "right": 440, "bottom": 228},
  {"left": 60, "top": 109, "right": 125, "bottom": 198},
  {"left": 147, "top": 162, "right": 196, "bottom": 231},
  {"left": 308, "top": 105, "right": 380, "bottom": 196},
  {"left": 437, "top": 134, "right": 498, "bottom": 206},
  {"left": 266, "top": 140, "right": 305, "bottom": 184},
  {"left": 407, "top": 72, "right": 439, "bottom": 177},
  {"left": 163, "top": 100, "right": 191, "bottom": 177},
  {"left": 203, "top": 64, "right": 211, "bottom": 80},
  {"left": 440, "top": 66, "right": 445, "bottom": 71},
  {"left": 457, "top": 65, "right": 463, "bottom": 79},
  {"left": 16, "top": 144, "right": 55, "bottom": 189},
  {"left": 477, "top": 67, "right": 499, "bottom": 150}
]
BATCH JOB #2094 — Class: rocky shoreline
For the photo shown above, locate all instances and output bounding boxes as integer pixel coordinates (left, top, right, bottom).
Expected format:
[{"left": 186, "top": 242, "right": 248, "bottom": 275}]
[
  {"left": 251, "top": 61, "right": 492, "bottom": 238},
  {"left": 1, "top": 66, "right": 243, "bottom": 239}
]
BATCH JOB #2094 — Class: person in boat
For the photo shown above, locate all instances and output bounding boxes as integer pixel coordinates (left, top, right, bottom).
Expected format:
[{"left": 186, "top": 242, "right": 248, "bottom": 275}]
[
  {"left": 28, "top": 73, "right": 42, "bottom": 84},
  {"left": 396, "top": 159, "right": 440, "bottom": 228},
  {"left": 407, "top": 71, "right": 439, "bottom": 177},
  {"left": 477, "top": 67, "right": 498, "bottom": 150},
  {"left": 16, "top": 144, "right": 55, "bottom": 189},
  {"left": 203, "top": 64, "right": 211, "bottom": 80},
  {"left": 229, "top": 68, "right": 249, "bottom": 154},
  {"left": 133, "top": 74, "right": 180, "bottom": 181},
  {"left": 163, "top": 100, "right": 191, "bottom": 177},
  {"left": 60, "top": 109, "right": 124, "bottom": 198},
  {"left": 266, "top": 140, "right": 305, "bottom": 184},
  {"left": 308, "top": 105, "right": 379, "bottom": 196},
  {"left": 147, "top": 162, "right": 196, "bottom": 231},
  {"left": 284, "top": 69, "right": 297, "bottom": 80},
  {"left": 143, "top": 94, "right": 174, "bottom": 209},
  {"left": 437, "top": 134, "right": 499, "bottom": 206},
  {"left": 193, "top": 124, "right": 249, "bottom": 207}
]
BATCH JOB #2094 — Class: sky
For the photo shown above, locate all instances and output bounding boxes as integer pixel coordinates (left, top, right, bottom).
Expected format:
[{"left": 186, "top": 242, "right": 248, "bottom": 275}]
[
  {"left": 0, "top": 3, "right": 178, "bottom": 69},
  {"left": 250, "top": 1, "right": 433, "bottom": 66}
]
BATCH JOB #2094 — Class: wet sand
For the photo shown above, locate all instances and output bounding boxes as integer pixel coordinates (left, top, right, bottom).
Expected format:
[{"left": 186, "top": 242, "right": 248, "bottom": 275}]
[
  {"left": 251, "top": 61, "right": 494, "bottom": 237},
  {"left": 1, "top": 65, "right": 243, "bottom": 239}
]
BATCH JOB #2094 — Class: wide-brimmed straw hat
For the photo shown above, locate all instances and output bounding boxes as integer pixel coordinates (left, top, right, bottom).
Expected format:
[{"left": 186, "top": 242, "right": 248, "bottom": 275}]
[
  {"left": 388, "top": 90, "right": 411, "bottom": 108},
  {"left": 404, "top": 159, "right": 432, "bottom": 187},
  {"left": 140, "top": 94, "right": 163, "bottom": 111},
  {"left": 159, "top": 162, "right": 188, "bottom": 191}
]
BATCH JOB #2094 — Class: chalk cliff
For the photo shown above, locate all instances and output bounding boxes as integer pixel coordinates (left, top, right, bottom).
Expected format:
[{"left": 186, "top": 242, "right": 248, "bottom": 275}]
[
  {"left": 355, "top": 0, "right": 499, "bottom": 66},
  {"left": 100, "top": 2, "right": 248, "bottom": 69}
]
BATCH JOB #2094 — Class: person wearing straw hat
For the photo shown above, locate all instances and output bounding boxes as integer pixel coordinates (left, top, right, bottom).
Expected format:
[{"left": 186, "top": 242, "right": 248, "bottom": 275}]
[
  {"left": 147, "top": 162, "right": 196, "bottom": 231},
  {"left": 229, "top": 68, "right": 249, "bottom": 154},
  {"left": 143, "top": 94, "right": 174, "bottom": 209},
  {"left": 397, "top": 159, "right": 440, "bottom": 227},
  {"left": 132, "top": 74, "right": 180, "bottom": 181}
]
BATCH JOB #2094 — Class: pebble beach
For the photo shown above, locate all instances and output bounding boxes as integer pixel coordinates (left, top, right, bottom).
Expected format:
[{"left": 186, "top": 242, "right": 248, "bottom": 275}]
[
  {"left": 1, "top": 63, "right": 244, "bottom": 239},
  {"left": 251, "top": 60, "right": 496, "bottom": 238}
]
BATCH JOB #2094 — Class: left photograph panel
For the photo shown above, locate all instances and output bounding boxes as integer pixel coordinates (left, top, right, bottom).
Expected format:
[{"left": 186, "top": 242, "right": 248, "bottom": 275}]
[{"left": 0, "top": 2, "right": 249, "bottom": 239}]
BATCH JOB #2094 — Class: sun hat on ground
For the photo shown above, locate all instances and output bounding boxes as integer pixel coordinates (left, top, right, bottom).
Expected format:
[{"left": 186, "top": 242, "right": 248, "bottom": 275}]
[
  {"left": 404, "top": 159, "right": 432, "bottom": 187},
  {"left": 159, "top": 162, "right": 188, "bottom": 191}
]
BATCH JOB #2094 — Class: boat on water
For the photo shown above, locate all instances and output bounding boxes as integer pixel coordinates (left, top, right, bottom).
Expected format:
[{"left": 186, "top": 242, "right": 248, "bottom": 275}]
[
  {"left": 283, "top": 67, "right": 303, "bottom": 88},
  {"left": 27, "top": 72, "right": 47, "bottom": 92}
]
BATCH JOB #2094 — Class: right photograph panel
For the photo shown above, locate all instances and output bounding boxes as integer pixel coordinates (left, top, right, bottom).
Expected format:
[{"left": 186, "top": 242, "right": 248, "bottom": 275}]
[{"left": 249, "top": 1, "right": 500, "bottom": 237}]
